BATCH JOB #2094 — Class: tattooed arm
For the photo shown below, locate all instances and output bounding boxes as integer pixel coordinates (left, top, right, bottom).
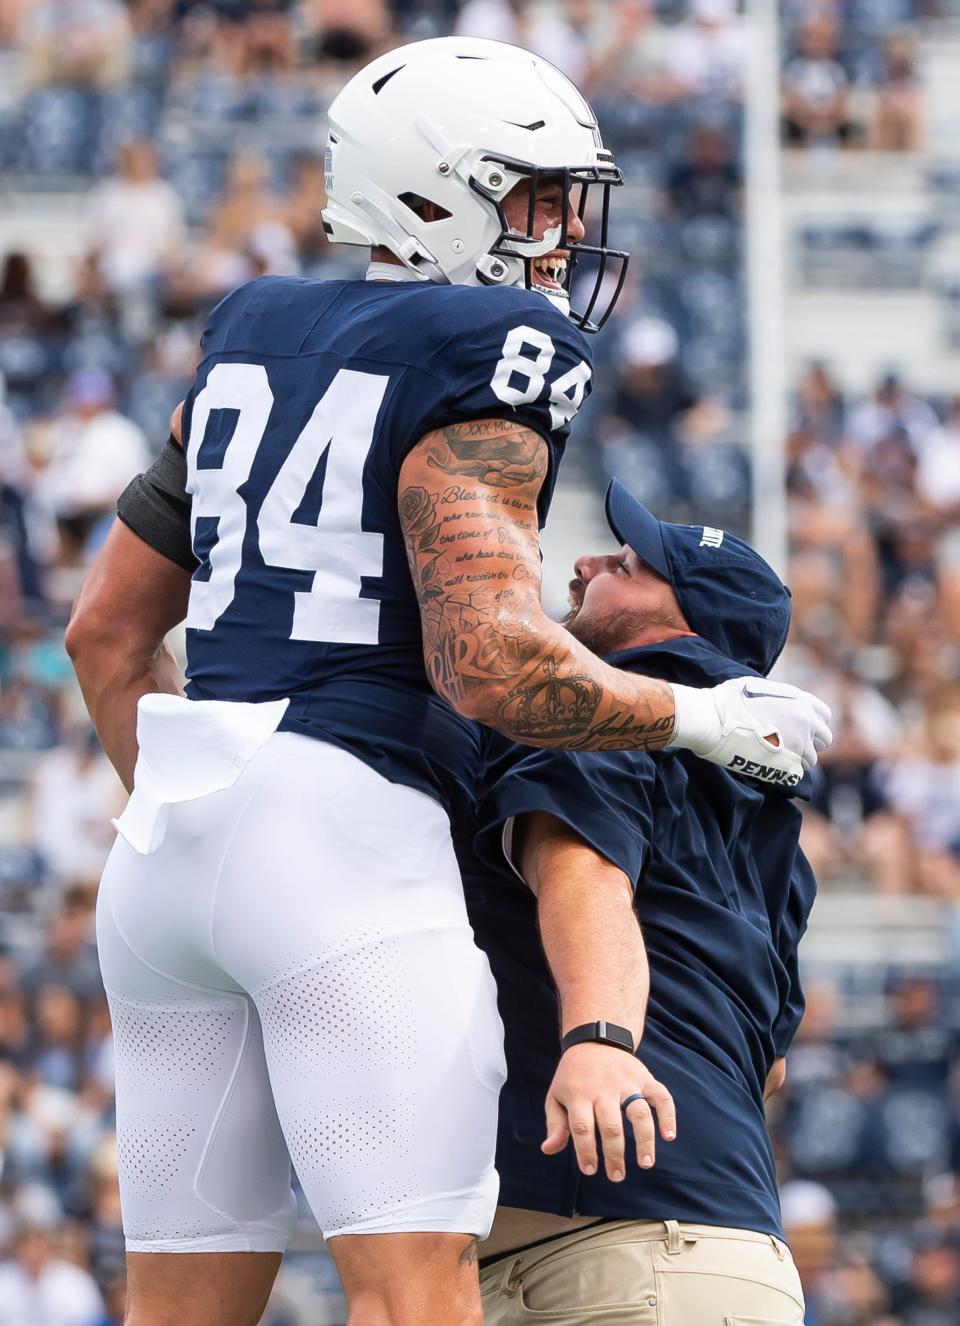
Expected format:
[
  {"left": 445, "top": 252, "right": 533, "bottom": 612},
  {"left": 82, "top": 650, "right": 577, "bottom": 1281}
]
[{"left": 398, "top": 417, "right": 676, "bottom": 750}]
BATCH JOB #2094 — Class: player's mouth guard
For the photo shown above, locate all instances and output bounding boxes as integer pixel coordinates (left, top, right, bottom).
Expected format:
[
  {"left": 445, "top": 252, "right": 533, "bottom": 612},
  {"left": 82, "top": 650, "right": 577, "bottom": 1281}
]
[{"left": 470, "top": 155, "right": 630, "bottom": 333}]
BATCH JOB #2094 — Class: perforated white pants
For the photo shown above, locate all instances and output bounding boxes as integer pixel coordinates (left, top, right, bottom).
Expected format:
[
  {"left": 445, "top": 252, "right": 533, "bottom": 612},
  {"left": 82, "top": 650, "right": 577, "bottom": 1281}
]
[{"left": 97, "top": 728, "right": 505, "bottom": 1251}]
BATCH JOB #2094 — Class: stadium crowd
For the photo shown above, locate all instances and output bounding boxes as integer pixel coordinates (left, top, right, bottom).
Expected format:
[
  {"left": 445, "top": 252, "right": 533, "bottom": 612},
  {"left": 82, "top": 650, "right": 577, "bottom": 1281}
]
[{"left": 0, "top": 1, "right": 957, "bottom": 1323}]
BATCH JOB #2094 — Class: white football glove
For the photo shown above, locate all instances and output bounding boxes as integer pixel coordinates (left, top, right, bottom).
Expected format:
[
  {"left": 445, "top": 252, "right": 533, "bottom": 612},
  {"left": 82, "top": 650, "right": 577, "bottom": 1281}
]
[{"left": 670, "top": 678, "right": 833, "bottom": 788}]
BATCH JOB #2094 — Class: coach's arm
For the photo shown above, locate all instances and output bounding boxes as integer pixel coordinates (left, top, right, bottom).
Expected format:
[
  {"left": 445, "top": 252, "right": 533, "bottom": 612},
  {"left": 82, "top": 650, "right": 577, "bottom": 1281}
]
[{"left": 514, "top": 810, "right": 676, "bottom": 1182}]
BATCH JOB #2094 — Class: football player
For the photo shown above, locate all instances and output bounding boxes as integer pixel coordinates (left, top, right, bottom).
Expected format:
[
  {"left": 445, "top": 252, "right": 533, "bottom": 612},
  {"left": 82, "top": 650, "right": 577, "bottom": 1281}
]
[{"left": 67, "top": 37, "right": 831, "bottom": 1326}]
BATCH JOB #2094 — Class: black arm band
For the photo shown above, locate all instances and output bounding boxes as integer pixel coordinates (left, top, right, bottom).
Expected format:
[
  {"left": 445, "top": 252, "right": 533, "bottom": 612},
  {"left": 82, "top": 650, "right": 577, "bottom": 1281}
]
[{"left": 117, "top": 436, "right": 197, "bottom": 573}]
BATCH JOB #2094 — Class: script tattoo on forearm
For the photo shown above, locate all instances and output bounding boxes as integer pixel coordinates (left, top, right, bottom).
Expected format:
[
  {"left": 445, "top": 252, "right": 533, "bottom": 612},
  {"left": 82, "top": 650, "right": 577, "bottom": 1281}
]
[{"left": 399, "top": 418, "right": 675, "bottom": 750}]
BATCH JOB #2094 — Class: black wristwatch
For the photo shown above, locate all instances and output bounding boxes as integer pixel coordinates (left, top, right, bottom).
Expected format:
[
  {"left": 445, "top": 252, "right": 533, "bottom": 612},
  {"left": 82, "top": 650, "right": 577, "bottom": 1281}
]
[{"left": 560, "top": 1021, "right": 635, "bottom": 1056}]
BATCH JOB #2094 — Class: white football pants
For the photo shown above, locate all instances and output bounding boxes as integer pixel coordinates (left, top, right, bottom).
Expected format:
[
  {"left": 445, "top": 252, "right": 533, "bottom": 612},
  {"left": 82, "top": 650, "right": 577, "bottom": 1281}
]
[{"left": 97, "top": 702, "right": 505, "bottom": 1251}]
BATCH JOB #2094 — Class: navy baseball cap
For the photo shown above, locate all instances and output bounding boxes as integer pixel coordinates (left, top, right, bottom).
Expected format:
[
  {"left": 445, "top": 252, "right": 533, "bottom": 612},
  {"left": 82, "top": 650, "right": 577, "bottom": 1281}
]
[{"left": 604, "top": 479, "right": 792, "bottom": 676}]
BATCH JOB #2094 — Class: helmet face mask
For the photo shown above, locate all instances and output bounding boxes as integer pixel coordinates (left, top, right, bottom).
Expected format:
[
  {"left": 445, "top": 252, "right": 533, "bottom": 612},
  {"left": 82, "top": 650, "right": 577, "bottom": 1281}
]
[
  {"left": 321, "top": 36, "right": 630, "bottom": 334},
  {"left": 470, "top": 156, "right": 629, "bottom": 333}
]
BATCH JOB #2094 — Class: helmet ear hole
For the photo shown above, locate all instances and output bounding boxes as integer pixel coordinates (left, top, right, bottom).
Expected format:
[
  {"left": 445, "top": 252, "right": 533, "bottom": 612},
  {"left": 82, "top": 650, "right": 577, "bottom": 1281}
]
[{"left": 397, "top": 193, "right": 452, "bottom": 223}]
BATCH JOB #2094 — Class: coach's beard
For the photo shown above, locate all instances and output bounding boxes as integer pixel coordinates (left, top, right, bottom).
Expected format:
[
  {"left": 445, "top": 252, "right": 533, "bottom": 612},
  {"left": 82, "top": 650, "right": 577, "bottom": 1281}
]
[{"left": 564, "top": 593, "right": 679, "bottom": 659}]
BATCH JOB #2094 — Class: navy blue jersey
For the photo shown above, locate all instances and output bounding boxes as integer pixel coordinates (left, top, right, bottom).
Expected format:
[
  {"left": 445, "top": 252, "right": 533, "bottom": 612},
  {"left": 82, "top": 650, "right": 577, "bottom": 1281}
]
[
  {"left": 179, "top": 276, "right": 592, "bottom": 813},
  {"left": 463, "top": 636, "right": 816, "bottom": 1238}
]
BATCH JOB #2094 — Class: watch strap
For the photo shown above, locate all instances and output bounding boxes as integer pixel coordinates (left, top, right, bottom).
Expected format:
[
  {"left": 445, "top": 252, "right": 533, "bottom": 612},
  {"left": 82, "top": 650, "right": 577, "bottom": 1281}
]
[{"left": 560, "top": 1020, "right": 635, "bottom": 1055}]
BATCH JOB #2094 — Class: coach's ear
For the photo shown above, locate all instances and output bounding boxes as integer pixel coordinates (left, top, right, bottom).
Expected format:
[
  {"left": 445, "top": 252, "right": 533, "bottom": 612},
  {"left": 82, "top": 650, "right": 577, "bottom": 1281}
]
[{"left": 170, "top": 400, "right": 184, "bottom": 447}]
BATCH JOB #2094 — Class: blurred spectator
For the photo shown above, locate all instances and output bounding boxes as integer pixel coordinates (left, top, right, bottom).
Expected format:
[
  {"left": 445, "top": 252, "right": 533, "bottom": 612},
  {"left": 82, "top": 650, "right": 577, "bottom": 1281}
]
[
  {"left": 0, "top": 380, "right": 47, "bottom": 614},
  {"left": 26, "top": 725, "right": 122, "bottom": 883},
  {"left": 605, "top": 316, "right": 696, "bottom": 447},
  {"left": 884, "top": 701, "right": 960, "bottom": 898},
  {"left": 666, "top": 123, "right": 742, "bottom": 220},
  {"left": 917, "top": 396, "right": 960, "bottom": 514},
  {"left": 801, "top": 664, "right": 911, "bottom": 894},
  {"left": 781, "top": 1181, "right": 892, "bottom": 1325},
  {"left": 866, "top": 978, "right": 954, "bottom": 1091},
  {"left": 593, "top": 315, "right": 696, "bottom": 506},
  {"left": 891, "top": 1231, "right": 960, "bottom": 1325},
  {"left": 793, "top": 361, "right": 846, "bottom": 444},
  {"left": 307, "top": 0, "right": 390, "bottom": 98},
  {"left": 788, "top": 507, "right": 880, "bottom": 646},
  {"left": 787, "top": 425, "right": 856, "bottom": 509},
  {"left": 83, "top": 1135, "right": 125, "bottom": 1290},
  {"left": 582, "top": 0, "right": 669, "bottom": 102},
  {"left": 781, "top": 1180, "right": 840, "bottom": 1313},
  {"left": 868, "top": 36, "right": 923, "bottom": 153},
  {"left": 782, "top": 13, "right": 855, "bottom": 148},
  {"left": 34, "top": 371, "right": 150, "bottom": 562},
  {"left": 28, "top": 984, "right": 87, "bottom": 1093},
  {"left": 922, "top": 1174, "right": 960, "bottom": 1243},
  {"left": 190, "top": 152, "right": 297, "bottom": 298},
  {"left": 0, "top": 956, "right": 29, "bottom": 1063},
  {"left": 0, "top": 675, "right": 60, "bottom": 752},
  {"left": 0, "top": 253, "right": 51, "bottom": 336},
  {"left": 0, "top": 1221, "right": 103, "bottom": 1326},
  {"left": 282, "top": 153, "right": 332, "bottom": 267},
  {"left": 18, "top": 885, "right": 103, "bottom": 1016},
  {"left": 454, "top": 0, "right": 588, "bottom": 81},
  {"left": 665, "top": 0, "right": 747, "bottom": 102},
  {"left": 846, "top": 373, "right": 939, "bottom": 461},
  {"left": 781, "top": 982, "right": 849, "bottom": 1094},
  {"left": 87, "top": 141, "right": 186, "bottom": 297},
  {"left": 243, "top": 0, "right": 296, "bottom": 77},
  {"left": 19, "top": 0, "right": 132, "bottom": 90}
]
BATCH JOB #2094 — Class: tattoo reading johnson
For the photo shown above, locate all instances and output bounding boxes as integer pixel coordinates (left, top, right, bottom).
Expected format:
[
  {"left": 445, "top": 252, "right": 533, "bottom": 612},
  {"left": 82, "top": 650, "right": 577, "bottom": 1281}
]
[{"left": 400, "top": 419, "right": 676, "bottom": 749}]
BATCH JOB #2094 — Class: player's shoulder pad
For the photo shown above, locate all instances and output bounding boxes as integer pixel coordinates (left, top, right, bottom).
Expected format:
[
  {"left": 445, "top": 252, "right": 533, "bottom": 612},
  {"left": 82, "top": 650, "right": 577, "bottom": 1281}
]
[{"left": 199, "top": 276, "right": 339, "bottom": 358}]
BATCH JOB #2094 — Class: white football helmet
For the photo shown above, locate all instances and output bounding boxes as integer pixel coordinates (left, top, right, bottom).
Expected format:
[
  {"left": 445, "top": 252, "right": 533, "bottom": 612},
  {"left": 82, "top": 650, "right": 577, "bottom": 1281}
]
[{"left": 321, "top": 36, "right": 628, "bottom": 332}]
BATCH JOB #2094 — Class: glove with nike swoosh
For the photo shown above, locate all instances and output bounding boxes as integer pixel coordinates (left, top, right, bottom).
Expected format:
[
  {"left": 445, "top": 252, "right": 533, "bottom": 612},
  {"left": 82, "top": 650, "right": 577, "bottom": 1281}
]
[{"left": 670, "top": 678, "right": 833, "bottom": 787}]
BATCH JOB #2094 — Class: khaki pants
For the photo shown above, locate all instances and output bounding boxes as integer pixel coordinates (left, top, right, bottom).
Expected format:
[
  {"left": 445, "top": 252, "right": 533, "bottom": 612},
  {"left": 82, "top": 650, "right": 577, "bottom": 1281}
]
[{"left": 479, "top": 1219, "right": 805, "bottom": 1325}]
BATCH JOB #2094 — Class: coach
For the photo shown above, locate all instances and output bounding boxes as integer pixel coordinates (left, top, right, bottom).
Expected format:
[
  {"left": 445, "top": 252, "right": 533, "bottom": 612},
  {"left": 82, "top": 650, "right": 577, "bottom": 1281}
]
[{"left": 463, "top": 481, "right": 815, "bottom": 1325}]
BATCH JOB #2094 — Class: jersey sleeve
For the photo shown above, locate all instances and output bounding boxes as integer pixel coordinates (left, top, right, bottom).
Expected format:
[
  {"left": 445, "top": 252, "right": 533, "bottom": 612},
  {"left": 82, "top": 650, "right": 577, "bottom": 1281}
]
[
  {"left": 426, "top": 291, "right": 594, "bottom": 447},
  {"left": 474, "top": 745, "right": 654, "bottom": 890},
  {"left": 392, "top": 290, "right": 594, "bottom": 527}
]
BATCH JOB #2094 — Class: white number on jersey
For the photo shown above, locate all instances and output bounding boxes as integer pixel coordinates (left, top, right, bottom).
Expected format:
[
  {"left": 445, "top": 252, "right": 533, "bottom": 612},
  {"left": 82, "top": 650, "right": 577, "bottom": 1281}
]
[
  {"left": 489, "top": 325, "right": 592, "bottom": 430},
  {"left": 185, "top": 363, "right": 388, "bottom": 644}
]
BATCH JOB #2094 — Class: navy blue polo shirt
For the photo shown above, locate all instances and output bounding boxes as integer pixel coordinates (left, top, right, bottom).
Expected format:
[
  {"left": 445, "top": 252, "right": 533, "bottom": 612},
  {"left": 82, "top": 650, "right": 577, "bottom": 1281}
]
[{"left": 460, "top": 635, "right": 817, "bottom": 1240}]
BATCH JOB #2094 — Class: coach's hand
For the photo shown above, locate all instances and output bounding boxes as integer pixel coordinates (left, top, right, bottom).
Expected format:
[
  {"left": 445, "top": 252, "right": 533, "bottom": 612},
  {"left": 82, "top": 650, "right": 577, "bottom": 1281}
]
[{"left": 543, "top": 1043, "right": 676, "bottom": 1182}]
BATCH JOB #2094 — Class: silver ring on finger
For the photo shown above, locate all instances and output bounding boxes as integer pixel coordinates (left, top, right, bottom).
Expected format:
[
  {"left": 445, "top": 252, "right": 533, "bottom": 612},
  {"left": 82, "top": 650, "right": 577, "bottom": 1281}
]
[{"left": 622, "top": 1093, "right": 646, "bottom": 1112}]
